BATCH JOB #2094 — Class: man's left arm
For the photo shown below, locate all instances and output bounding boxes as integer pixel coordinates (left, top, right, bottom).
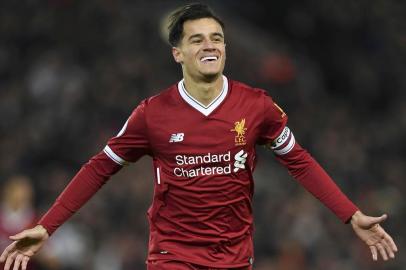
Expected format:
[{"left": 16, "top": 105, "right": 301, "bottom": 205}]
[{"left": 271, "top": 128, "right": 398, "bottom": 261}]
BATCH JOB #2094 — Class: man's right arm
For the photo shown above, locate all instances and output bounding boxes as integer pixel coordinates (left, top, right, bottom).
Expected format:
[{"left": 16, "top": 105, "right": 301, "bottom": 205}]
[
  {"left": 1, "top": 100, "right": 151, "bottom": 270},
  {"left": 38, "top": 151, "right": 122, "bottom": 235},
  {"left": 39, "top": 99, "right": 151, "bottom": 235}
]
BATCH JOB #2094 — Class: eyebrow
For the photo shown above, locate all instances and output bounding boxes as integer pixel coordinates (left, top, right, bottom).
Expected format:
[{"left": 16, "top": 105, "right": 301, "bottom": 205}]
[{"left": 188, "top": 32, "right": 224, "bottom": 40}]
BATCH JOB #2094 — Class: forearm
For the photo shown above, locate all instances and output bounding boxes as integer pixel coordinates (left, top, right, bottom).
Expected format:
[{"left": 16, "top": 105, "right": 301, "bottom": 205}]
[
  {"left": 276, "top": 142, "right": 358, "bottom": 223},
  {"left": 38, "top": 152, "right": 121, "bottom": 235}
]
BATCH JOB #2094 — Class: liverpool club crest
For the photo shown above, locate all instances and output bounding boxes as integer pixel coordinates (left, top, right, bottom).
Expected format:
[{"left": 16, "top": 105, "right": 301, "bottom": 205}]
[{"left": 231, "top": 118, "right": 247, "bottom": 146}]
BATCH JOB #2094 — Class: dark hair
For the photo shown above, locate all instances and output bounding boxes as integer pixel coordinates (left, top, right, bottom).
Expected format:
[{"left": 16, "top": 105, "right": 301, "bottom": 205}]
[{"left": 167, "top": 3, "right": 225, "bottom": 47}]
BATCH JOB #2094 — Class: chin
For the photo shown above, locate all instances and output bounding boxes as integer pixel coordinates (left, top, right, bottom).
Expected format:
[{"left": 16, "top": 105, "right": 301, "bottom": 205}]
[
  {"left": 200, "top": 72, "right": 221, "bottom": 81},
  {"left": 200, "top": 67, "right": 222, "bottom": 76}
]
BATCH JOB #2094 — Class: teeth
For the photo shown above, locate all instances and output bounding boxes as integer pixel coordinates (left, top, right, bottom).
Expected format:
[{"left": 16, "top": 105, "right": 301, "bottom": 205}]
[{"left": 201, "top": 56, "right": 218, "bottom": 62}]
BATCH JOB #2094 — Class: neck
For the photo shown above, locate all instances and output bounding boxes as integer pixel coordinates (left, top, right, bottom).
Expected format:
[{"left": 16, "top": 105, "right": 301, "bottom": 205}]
[{"left": 183, "top": 74, "right": 224, "bottom": 106}]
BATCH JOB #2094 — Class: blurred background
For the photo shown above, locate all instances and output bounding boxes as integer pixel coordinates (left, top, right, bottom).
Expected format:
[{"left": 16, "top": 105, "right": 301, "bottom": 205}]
[{"left": 0, "top": 0, "right": 405, "bottom": 269}]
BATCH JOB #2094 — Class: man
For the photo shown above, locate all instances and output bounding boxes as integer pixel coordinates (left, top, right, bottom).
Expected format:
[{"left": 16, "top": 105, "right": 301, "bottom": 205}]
[{"left": 0, "top": 3, "right": 398, "bottom": 270}]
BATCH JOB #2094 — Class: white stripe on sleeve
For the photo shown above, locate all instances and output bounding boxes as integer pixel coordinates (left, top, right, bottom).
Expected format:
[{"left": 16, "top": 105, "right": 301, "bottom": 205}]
[
  {"left": 103, "top": 145, "right": 129, "bottom": 166},
  {"left": 116, "top": 119, "right": 129, "bottom": 138}
]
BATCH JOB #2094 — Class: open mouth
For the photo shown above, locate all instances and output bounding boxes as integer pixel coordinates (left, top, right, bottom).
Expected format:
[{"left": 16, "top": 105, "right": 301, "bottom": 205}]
[{"left": 200, "top": 56, "right": 218, "bottom": 62}]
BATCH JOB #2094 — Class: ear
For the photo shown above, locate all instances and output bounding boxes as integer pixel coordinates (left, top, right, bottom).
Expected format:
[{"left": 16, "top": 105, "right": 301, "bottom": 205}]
[{"left": 172, "top": 47, "right": 183, "bottom": 64}]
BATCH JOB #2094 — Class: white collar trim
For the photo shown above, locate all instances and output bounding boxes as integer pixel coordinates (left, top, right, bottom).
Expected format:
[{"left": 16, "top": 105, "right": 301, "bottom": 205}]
[{"left": 177, "top": 75, "right": 228, "bottom": 116}]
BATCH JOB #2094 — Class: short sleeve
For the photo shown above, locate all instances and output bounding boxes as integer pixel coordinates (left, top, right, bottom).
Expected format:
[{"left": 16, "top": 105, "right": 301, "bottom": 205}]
[
  {"left": 103, "top": 100, "right": 151, "bottom": 165},
  {"left": 257, "top": 92, "right": 288, "bottom": 145}
]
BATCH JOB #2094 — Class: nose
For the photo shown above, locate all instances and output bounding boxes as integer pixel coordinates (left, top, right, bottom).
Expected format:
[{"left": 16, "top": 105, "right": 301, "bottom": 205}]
[{"left": 202, "top": 39, "right": 215, "bottom": 50}]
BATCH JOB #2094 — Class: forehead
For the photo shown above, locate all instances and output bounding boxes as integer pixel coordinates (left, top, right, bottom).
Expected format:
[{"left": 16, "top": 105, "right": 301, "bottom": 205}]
[{"left": 182, "top": 18, "right": 224, "bottom": 37}]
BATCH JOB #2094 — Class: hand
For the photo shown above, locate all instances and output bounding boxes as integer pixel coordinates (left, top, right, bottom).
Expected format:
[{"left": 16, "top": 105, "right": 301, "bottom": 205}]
[
  {"left": 351, "top": 210, "right": 398, "bottom": 261},
  {"left": 0, "top": 225, "right": 49, "bottom": 270}
]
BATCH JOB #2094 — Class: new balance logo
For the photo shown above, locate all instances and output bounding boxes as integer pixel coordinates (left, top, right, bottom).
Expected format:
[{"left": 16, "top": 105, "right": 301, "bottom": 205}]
[
  {"left": 169, "top": 133, "right": 184, "bottom": 143},
  {"left": 234, "top": 150, "right": 248, "bottom": 172}
]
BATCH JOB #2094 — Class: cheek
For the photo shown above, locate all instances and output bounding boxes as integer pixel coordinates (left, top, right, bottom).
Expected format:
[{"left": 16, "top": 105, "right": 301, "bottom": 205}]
[
  {"left": 185, "top": 51, "right": 199, "bottom": 65},
  {"left": 220, "top": 46, "right": 226, "bottom": 56}
]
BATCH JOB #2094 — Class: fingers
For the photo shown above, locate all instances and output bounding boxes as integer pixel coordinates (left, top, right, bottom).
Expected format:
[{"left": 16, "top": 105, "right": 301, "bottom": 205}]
[
  {"left": 9, "top": 231, "right": 29, "bottom": 241},
  {"left": 3, "top": 252, "right": 28, "bottom": 270},
  {"left": 374, "top": 239, "right": 396, "bottom": 261},
  {"left": 368, "top": 226, "right": 398, "bottom": 262},
  {"left": 1, "top": 241, "right": 33, "bottom": 270},
  {"left": 368, "top": 214, "right": 388, "bottom": 227},
  {"left": 21, "top": 256, "right": 30, "bottom": 270},
  {"left": 12, "top": 254, "right": 24, "bottom": 270},
  {"left": 10, "top": 226, "right": 48, "bottom": 241},
  {"left": 381, "top": 238, "right": 394, "bottom": 259},
  {"left": 385, "top": 233, "right": 398, "bottom": 253},
  {"left": 370, "top": 246, "right": 378, "bottom": 261},
  {"left": 376, "top": 227, "right": 398, "bottom": 260},
  {"left": 376, "top": 243, "right": 388, "bottom": 261},
  {"left": 382, "top": 233, "right": 398, "bottom": 259},
  {"left": 379, "top": 214, "right": 388, "bottom": 221},
  {"left": 0, "top": 242, "right": 16, "bottom": 262},
  {"left": 4, "top": 251, "right": 17, "bottom": 270}
]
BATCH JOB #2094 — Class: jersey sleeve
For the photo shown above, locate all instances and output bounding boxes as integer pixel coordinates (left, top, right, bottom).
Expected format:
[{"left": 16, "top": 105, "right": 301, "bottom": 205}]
[
  {"left": 275, "top": 141, "right": 358, "bottom": 223},
  {"left": 103, "top": 100, "right": 151, "bottom": 165},
  {"left": 258, "top": 92, "right": 357, "bottom": 222},
  {"left": 257, "top": 92, "right": 289, "bottom": 146},
  {"left": 38, "top": 152, "right": 122, "bottom": 235},
  {"left": 38, "top": 101, "right": 151, "bottom": 235}
]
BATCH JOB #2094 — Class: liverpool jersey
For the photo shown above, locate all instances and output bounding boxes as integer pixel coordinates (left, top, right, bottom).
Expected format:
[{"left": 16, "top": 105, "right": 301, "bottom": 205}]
[{"left": 103, "top": 76, "right": 287, "bottom": 267}]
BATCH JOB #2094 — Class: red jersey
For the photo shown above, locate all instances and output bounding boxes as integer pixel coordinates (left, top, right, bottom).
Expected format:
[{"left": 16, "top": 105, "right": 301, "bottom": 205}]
[{"left": 39, "top": 76, "right": 358, "bottom": 268}]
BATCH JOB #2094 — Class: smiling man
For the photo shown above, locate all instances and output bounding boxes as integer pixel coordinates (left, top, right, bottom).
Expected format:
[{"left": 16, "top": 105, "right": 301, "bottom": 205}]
[{"left": 0, "top": 3, "right": 398, "bottom": 270}]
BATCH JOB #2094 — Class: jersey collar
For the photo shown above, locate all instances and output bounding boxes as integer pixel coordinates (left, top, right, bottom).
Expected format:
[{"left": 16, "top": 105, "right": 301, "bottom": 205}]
[{"left": 177, "top": 75, "right": 228, "bottom": 116}]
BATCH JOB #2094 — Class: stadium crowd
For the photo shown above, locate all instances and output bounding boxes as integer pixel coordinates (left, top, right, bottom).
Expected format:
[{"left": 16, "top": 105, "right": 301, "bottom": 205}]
[{"left": 0, "top": 0, "right": 404, "bottom": 269}]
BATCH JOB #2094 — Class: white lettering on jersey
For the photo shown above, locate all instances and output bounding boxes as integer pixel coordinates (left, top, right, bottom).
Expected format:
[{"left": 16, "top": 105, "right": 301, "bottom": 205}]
[
  {"left": 175, "top": 152, "right": 230, "bottom": 165},
  {"left": 169, "top": 133, "right": 184, "bottom": 143},
  {"left": 233, "top": 150, "right": 248, "bottom": 172},
  {"left": 172, "top": 150, "right": 248, "bottom": 178}
]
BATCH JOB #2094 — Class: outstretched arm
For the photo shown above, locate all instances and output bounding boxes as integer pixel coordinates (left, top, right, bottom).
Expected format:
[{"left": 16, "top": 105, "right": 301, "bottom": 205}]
[
  {"left": 0, "top": 101, "right": 150, "bottom": 270},
  {"left": 272, "top": 130, "right": 358, "bottom": 223},
  {"left": 270, "top": 128, "right": 398, "bottom": 261},
  {"left": 38, "top": 151, "right": 122, "bottom": 235},
  {"left": 259, "top": 94, "right": 398, "bottom": 261}
]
